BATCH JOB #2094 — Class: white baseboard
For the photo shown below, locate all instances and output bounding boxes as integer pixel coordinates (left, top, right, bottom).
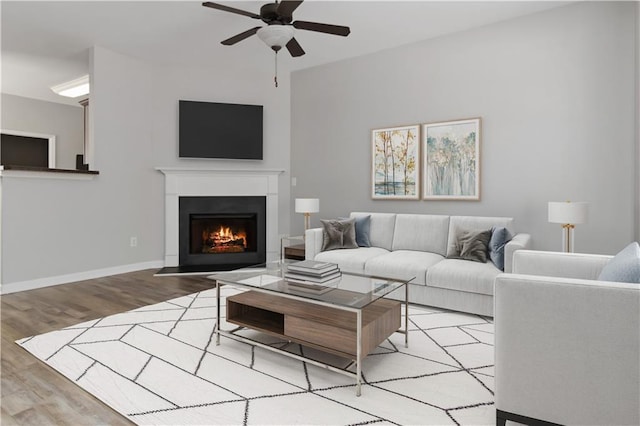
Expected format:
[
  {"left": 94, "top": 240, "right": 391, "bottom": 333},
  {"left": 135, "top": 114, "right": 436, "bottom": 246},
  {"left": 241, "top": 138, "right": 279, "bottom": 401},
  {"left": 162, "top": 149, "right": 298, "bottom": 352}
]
[{"left": 0, "top": 260, "right": 165, "bottom": 295}]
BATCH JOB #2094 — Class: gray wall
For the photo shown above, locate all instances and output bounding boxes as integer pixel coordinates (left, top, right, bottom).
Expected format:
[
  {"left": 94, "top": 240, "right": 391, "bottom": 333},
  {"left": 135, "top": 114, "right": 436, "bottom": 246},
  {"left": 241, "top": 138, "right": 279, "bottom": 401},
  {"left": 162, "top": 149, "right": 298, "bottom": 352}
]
[
  {"left": 636, "top": 1, "right": 640, "bottom": 243},
  {"left": 0, "top": 45, "right": 291, "bottom": 286},
  {"left": 0, "top": 47, "right": 156, "bottom": 285},
  {"left": 1, "top": 93, "right": 83, "bottom": 169},
  {"left": 150, "top": 63, "right": 292, "bottom": 246},
  {"left": 291, "top": 1, "right": 638, "bottom": 255}
]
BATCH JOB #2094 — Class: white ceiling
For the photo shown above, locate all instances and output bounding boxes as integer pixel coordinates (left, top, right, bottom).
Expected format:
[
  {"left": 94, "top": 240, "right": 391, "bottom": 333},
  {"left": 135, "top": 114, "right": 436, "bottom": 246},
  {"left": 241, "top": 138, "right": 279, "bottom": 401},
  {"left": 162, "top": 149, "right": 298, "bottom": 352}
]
[{"left": 1, "top": 1, "right": 570, "bottom": 106}]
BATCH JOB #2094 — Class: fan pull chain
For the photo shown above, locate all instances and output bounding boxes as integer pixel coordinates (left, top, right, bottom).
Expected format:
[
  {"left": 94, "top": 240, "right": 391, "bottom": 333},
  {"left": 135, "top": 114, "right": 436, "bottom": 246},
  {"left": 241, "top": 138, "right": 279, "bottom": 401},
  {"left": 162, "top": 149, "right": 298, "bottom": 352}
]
[{"left": 274, "top": 51, "right": 279, "bottom": 88}]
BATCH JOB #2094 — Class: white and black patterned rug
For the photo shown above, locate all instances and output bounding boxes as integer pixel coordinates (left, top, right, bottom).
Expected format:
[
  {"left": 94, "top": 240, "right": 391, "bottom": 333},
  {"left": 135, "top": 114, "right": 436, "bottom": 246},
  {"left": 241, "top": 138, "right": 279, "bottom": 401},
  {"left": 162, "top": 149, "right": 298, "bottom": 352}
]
[{"left": 16, "top": 287, "right": 495, "bottom": 425}]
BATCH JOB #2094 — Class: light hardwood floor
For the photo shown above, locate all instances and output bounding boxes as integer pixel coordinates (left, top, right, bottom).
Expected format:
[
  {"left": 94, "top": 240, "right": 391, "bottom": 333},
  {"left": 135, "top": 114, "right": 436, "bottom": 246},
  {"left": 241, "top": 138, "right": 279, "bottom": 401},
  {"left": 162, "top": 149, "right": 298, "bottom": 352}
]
[{"left": 1, "top": 270, "right": 214, "bottom": 425}]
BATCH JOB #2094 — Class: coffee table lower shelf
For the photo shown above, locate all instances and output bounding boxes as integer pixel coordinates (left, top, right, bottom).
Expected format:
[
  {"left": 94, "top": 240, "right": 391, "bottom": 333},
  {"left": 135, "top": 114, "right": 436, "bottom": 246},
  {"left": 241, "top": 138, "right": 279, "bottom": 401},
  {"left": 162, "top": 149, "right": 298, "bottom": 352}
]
[{"left": 218, "top": 289, "right": 403, "bottom": 395}]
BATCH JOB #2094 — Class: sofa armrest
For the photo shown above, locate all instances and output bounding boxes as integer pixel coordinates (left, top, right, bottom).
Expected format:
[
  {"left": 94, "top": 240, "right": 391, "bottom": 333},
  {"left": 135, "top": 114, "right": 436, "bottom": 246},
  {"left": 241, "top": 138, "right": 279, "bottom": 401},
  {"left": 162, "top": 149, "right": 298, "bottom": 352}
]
[
  {"left": 503, "top": 233, "right": 531, "bottom": 273},
  {"left": 512, "top": 250, "right": 612, "bottom": 280},
  {"left": 304, "top": 228, "right": 323, "bottom": 260},
  {"left": 494, "top": 274, "right": 639, "bottom": 425}
]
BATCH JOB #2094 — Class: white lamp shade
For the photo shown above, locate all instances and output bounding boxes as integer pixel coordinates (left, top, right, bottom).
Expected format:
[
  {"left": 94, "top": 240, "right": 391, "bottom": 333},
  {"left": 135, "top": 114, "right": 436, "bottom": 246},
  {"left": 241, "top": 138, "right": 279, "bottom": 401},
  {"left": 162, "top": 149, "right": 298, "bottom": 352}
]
[
  {"left": 257, "top": 25, "right": 294, "bottom": 49},
  {"left": 295, "top": 198, "right": 319, "bottom": 214},
  {"left": 548, "top": 201, "right": 589, "bottom": 224}
]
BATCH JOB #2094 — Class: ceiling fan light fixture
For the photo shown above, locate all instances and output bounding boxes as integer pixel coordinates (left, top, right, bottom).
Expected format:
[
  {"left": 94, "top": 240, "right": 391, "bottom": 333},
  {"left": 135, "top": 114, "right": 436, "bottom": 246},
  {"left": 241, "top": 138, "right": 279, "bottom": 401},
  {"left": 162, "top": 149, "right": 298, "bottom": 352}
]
[
  {"left": 50, "top": 74, "right": 90, "bottom": 98},
  {"left": 257, "top": 25, "right": 294, "bottom": 51}
]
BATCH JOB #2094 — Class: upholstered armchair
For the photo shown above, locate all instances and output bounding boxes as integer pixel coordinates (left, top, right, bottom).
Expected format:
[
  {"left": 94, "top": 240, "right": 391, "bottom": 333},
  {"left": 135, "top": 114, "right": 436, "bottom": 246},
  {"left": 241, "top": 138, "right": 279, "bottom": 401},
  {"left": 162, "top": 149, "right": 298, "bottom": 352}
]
[{"left": 494, "top": 250, "right": 639, "bottom": 426}]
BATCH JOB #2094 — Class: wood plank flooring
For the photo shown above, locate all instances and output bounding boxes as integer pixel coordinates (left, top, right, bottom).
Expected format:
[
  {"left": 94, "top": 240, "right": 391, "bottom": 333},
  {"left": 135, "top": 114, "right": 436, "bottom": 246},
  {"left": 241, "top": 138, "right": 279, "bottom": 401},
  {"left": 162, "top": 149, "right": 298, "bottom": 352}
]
[{"left": 1, "top": 270, "right": 214, "bottom": 425}]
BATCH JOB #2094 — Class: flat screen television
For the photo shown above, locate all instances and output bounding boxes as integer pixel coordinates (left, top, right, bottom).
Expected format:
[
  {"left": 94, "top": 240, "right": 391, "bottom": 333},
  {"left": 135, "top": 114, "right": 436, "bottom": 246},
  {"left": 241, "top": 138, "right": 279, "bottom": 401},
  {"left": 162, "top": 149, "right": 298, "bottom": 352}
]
[{"left": 179, "top": 100, "right": 263, "bottom": 160}]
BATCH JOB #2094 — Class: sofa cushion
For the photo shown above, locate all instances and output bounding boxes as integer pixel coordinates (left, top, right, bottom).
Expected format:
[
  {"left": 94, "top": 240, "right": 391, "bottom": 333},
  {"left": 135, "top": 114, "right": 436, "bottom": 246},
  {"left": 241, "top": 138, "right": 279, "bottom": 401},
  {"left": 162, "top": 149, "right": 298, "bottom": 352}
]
[
  {"left": 391, "top": 214, "right": 450, "bottom": 256},
  {"left": 426, "top": 259, "right": 502, "bottom": 296},
  {"left": 446, "top": 216, "right": 514, "bottom": 257},
  {"left": 598, "top": 242, "right": 640, "bottom": 283},
  {"left": 314, "top": 247, "right": 389, "bottom": 275},
  {"left": 364, "top": 250, "right": 444, "bottom": 285},
  {"left": 351, "top": 212, "right": 396, "bottom": 251},
  {"left": 321, "top": 218, "right": 358, "bottom": 251}
]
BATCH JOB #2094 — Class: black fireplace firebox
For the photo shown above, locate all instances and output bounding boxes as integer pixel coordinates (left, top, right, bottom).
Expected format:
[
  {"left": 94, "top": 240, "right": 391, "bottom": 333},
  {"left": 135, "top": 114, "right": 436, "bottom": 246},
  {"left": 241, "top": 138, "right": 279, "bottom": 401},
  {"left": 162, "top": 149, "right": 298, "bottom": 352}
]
[{"left": 179, "top": 196, "right": 266, "bottom": 270}]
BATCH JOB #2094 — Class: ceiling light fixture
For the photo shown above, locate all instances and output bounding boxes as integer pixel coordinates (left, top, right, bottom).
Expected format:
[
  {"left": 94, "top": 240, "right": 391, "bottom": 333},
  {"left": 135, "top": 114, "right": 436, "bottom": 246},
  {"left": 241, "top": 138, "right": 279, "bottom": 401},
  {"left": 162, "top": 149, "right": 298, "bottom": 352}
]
[
  {"left": 256, "top": 25, "right": 294, "bottom": 52},
  {"left": 257, "top": 25, "right": 294, "bottom": 88},
  {"left": 51, "top": 75, "right": 90, "bottom": 98}
]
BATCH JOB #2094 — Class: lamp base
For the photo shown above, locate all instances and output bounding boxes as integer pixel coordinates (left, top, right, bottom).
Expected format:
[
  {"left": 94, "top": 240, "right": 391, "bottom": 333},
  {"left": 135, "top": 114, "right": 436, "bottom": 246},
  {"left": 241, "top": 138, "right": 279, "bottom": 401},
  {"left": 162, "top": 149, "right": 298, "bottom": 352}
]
[
  {"left": 304, "top": 213, "right": 311, "bottom": 232},
  {"left": 561, "top": 224, "right": 575, "bottom": 253}
]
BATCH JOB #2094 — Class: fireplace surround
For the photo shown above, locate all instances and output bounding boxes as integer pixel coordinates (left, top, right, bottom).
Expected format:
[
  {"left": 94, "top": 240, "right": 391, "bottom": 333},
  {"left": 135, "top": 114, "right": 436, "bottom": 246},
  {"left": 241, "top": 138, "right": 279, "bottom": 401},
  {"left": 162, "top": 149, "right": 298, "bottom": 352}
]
[{"left": 156, "top": 167, "right": 283, "bottom": 274}]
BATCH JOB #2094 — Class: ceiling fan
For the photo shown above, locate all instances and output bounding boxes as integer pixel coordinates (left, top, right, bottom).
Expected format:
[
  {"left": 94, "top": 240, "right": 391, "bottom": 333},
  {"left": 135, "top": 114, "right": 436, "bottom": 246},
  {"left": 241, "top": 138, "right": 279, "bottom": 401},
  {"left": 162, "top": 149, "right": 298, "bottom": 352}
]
[{"left": 202, "top": 1, "right": 351, "bottom": 58}]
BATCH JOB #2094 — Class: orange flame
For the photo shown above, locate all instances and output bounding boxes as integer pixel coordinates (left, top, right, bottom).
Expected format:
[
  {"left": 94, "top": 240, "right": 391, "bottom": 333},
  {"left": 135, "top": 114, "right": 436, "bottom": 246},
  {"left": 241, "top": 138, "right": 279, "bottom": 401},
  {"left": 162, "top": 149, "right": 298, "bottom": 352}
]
[{"left": 205, "top": 226, "right": 247, "bottom": 248}]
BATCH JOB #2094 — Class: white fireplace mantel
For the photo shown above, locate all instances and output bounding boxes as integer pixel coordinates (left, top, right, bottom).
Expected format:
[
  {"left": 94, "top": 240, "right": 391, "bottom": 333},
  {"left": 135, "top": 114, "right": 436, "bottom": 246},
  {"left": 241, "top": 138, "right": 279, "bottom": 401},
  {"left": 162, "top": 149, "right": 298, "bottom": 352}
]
[{"left": 156, "top": 167, "right": 284, "bottom": 267}]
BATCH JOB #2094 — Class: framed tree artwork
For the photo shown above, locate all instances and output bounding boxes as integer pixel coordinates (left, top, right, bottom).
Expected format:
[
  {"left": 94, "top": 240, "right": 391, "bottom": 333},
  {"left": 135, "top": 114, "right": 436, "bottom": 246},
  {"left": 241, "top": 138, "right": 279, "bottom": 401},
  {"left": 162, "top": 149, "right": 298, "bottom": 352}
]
[
  {"left": 371, "top": 125, "right": 420, "bottom": 200},
  {"left": 423, "top": 118, "right": 481, "bottom": 200}
]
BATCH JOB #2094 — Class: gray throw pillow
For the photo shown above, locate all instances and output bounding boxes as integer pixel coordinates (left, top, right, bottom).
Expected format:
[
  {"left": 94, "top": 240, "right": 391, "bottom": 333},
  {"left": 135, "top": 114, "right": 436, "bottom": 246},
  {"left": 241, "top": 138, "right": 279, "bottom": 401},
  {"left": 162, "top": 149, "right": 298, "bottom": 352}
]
[
  {"left": 321, "top": 218, "right": 358, "bottom": 251},
  {"left": 488, "top": 227, "right": 513, "bottom": 271},
  {"left": 598, "top": 242, "right": 640, "bottom": 283},
  {"left": 447, "top": 228, "right": 492, "bottom": 263},
  {"left": 339, "top": 215, "right": 371, "bottom": 247}
]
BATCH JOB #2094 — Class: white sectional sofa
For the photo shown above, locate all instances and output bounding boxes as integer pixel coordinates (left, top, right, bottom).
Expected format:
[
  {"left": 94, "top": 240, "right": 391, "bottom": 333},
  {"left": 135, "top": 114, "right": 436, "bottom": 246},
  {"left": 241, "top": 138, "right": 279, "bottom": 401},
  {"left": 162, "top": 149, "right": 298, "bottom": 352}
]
[
  {"left": 494, "top": 250, "right": 640, "bottom": 425},
  {"left": 304, "top": 212, "right": 531, "bottom": 316}
]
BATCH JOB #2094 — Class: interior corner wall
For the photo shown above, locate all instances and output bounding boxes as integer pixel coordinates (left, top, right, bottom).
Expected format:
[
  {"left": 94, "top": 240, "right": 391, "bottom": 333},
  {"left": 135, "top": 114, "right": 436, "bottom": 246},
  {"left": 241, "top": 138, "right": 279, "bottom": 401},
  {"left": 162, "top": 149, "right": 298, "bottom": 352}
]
[
  {"left": 1, "top": 93, "right": 84, "bottom": 170},
  {"left": 149, "top": 62, "right": 291, "bottom": 242},
  {"left": 0, "top": 44, "right": 292, "bottom": 289},
  {"left": 0, "top": 46, "right": 158, "bottom": 287},
  {"left": 90, "top": 45, "right": 160, "bottom": 265},
  {"left": 635, "top": 0, "right": 640, "bottom": 243},
  {"left": 291, "top": 1, "right": 637, "bottom": 255}
]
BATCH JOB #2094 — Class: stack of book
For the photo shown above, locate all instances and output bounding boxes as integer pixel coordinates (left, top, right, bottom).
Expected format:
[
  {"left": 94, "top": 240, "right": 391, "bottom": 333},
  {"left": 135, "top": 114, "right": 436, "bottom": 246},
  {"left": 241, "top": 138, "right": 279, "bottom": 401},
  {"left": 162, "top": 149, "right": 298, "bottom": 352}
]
[{"left": 284, "top": 260, "right": 342, "bottom": 286}]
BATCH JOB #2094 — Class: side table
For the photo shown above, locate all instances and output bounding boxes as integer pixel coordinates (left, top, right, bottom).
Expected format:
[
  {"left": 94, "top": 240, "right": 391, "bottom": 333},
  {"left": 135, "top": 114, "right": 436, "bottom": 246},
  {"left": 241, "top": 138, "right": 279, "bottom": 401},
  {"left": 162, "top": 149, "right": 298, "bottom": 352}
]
[
  {"left": 281, "top": 236, "right": 305, "bottom": 260},
  {"left": 284, "top": 243, "right": 305, "bottom": 260}
]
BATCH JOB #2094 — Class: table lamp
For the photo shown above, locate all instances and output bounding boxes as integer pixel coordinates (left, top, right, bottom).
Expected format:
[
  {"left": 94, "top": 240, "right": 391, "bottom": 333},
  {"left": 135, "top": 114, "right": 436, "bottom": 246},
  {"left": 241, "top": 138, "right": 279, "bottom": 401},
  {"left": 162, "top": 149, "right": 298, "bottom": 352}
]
[
  {"left": 295, "top": 198, "right": 320, "bottom": 232},
  {"left": 548, "top": 201, "right": 589, "bottom": 252}
]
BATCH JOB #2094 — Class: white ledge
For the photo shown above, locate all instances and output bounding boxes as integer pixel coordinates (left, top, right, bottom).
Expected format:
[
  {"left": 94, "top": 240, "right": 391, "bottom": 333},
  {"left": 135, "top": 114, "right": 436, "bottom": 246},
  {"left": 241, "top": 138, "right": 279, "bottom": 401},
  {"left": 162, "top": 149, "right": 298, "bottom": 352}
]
[{"left": 155, "top": 167, "right": 284, "bottom": 175}]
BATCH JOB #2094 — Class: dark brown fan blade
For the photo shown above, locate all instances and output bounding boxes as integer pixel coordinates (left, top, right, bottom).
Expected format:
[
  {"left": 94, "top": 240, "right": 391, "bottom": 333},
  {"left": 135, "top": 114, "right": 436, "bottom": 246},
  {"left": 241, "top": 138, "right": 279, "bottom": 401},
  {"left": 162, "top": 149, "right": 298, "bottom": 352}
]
[
  {"left": 292, "top": 20, "right": 350, "bottom": 36},
  {"left": 221, "top": 26, "right": 261, "bottom": 45},
  {"left": 277, "top": 1, "right": 303, "bottom": 17},
  {"left": 202, "top": 2, "right": 260, "bottom": 19},
  {"left": 286, "top": 37, "right": 305, "bottom": 57}
]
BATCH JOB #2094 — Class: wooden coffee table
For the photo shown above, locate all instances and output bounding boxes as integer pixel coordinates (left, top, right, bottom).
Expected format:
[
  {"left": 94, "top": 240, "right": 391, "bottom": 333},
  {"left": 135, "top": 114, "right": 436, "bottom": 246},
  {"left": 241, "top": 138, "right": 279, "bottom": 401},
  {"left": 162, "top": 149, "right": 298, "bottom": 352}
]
[{"left": 209, "top": 261, "right": 411, "bottom": 396}]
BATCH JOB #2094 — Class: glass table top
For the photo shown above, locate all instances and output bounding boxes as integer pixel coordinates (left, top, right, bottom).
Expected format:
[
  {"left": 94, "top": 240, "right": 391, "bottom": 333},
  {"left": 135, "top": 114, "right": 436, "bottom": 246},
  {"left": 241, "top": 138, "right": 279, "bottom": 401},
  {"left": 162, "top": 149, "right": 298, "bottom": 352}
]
[{"left": 208, "top": 260, "right": 412, "bottom": 310}]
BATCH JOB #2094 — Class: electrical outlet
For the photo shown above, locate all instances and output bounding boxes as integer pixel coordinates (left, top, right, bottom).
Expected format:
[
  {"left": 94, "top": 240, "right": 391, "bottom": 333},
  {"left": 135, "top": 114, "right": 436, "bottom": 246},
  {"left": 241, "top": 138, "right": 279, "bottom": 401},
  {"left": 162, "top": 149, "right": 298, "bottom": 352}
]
[
  {"left": 130, "top": 237, "right": 137, "bottom": 247},
  {"left": 291, "top": 177, "right": 297, "bottom": 187}
]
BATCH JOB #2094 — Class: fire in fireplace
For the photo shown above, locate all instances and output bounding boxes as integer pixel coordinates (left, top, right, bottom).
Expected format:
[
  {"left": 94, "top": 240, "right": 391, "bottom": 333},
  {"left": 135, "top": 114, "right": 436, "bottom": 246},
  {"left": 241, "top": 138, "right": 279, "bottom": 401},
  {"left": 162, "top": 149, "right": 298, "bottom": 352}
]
[
  {"left": 203, "top": 226, "right": 246, "bottom": 253},
  {"left": 190, "top": 214, "right": 256, "bottom": 254}
]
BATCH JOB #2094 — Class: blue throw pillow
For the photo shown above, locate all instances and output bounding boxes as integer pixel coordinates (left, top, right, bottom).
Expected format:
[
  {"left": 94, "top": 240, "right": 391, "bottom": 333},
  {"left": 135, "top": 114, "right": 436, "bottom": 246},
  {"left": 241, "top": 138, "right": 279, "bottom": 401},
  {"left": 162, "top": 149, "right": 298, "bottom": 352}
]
[
  {"left": 598, "top": 242, "right": 640, "bottom": 283},
  {"left": 488, "top": 227, "right": 513, "bottom": 271},
  {"left": 339, "top": 215, "right": 371, "bottom": 247}
]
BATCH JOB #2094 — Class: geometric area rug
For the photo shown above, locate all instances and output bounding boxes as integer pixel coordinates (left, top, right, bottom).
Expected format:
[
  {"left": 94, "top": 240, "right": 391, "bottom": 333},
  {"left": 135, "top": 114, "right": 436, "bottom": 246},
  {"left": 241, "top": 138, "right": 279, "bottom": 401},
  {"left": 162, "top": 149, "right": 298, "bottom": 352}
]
[{"left": 16, "top": 286, "right": 495, "bottom": 425}]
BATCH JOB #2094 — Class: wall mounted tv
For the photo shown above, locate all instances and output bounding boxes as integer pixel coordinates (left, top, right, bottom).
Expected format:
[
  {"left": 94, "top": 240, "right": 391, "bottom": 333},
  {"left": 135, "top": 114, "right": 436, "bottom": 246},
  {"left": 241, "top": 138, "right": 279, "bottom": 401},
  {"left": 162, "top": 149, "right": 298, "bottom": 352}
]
[{"left": 179, "top": 100, "right": 263, "bottom": 160}]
